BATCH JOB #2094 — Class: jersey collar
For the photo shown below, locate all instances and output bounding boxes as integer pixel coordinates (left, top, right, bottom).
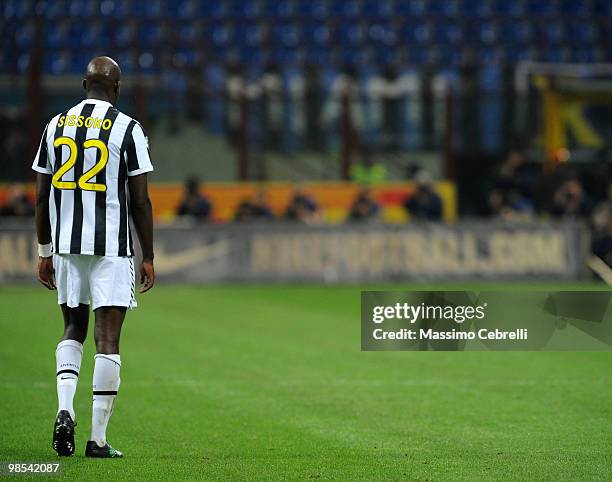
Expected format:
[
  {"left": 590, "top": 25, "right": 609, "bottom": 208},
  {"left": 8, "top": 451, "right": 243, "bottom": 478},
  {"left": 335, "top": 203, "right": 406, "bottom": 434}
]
[{"left": 82, "top": 98, "right": 114, "bottom": 107}]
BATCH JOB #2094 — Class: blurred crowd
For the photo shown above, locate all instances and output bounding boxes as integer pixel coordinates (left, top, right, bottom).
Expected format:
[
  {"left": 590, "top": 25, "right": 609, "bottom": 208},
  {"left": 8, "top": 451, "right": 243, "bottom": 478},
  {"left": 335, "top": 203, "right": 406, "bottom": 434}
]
[
  {"left": 484, "top": 150, "right": 612, "bottom": 266},
  {"left": 2, "top": 158, "right": 610, "bottom": 266},
  {"left": 174, "top": 173, "right": 442, "bottom": 224}
]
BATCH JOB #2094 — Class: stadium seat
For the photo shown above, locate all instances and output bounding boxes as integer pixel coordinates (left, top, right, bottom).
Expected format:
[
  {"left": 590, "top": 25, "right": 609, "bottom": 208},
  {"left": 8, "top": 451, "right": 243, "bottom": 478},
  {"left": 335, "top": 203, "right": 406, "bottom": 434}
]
[
  {"left": 271, "top": 47, "right": 301, "bottom": 65},
  {"left": 408, "top": 48, "right": 436, "bottom": 66},
  {"left": 137, "top": 23, "right": 164, "bottom": 47},
  {"left": 362, "top": 0, "right": 394, "bottom": 18},
  {"left": 17, "top": 52, "right": 31, "bottom": 74},
  {"left": 3, "top": 0, "right": 34, "bottom": 18},
  {"left": 437, "top": 47, "right": 465, "bottom": 67},
  {"left": 428, "top": 0, "right": 459, "bottom": 17},
  {"left": 504, "top": 45, "right": 536, "bottom": 62},
  {"left": 0, "top": 20, "right": 15, "bottom": 46},
  {"left": 330, "top": 0, "right": 361, "bottom": 18},
  {"left": 492, "top": 0, "right": 526, "bottom": 17},
  {"left": 271, "top": 23, "right": 301, "bottom": 48},
  {"left": 176, "top": 48, "right": 200, "bottom": 66},
  {"left": 114, "top": 51, "right": 135, "bottom": 74},
  {"left": 98, "top": 0, "right": 120, "bottom": 17},
  {"left": 229, "top": 0, "right": 261, "bottom": 19},
  {"left": 339, "top": 47, "right": 368, "bottom": 67},
  {"left": 263, "top": 0, "right": 295, "bottom": 18},
  {"left": 304, "top": 47, "right": 333, "bottom": 66},
  {"left": 541, "top": 46, "right": 571, "bottom": 62},
  {"left": 302, "top": 23, "right": 331, "bottom": 47},
  {"left": 434, "top": 22, "right": 463, "bottom": 44},
  {"left": 15, "top": 21, "right": 35, "bottom": 49},
  {"left": 113, "top": 22, "right": 137, "bottom": 48},
  {"left": 395, "top": 0, "right": 427, "bottom": 17},
  {"left": 594, "top": 0, "right": 612, "bottom": 15},
  {"left": 477, "top": 46, "right": 504, "bottom": 65},
  {"left": 572, "top": 46, "right": 603, "bottom": 63},
  {"left": 200, "top": 0, "right": 228, "bottom": 19},
  {"left": 39, "top": 0, "right": 64, "bottom": 19},
  {"left": 400, "top": 22, "right": 433, "bottom": 44},
  {"left": 337, "top": 22, "right": 366, "bottom": 46},
  {"left": 234, "top": 46, "right": 265, "bottom": 66},
  {"left": 130, "top": 0, "right": 164, "bottom": 18},
  {"left": 207, "top": 23, "right": 234, "bottom": 47},
  {"left": 66, "top": 0, "right": 98, "bottom": 18},
  {"left": 462, "top": 0, "right": 492, "bottom": 18},
  {"left": 568, "top": 21, "right": 599, "bottom": 43},
  {"left": 45, "top": 22, "right": 70, "bottom": 49},
  {"left": 178, "top": 21, "right": 200, "bottom": 43},
  {"left": 526, "top": 0, "right": 559, "bottom": 16},
  {"left": 539, "top": 21, "right": 567, "bottom": 44},
  {"left": 367, "top": 22, "right": 397, "bottom": 46},
  {"left": 500, "top": 20, "right": 534, "bottom": 44},
  {"left": 560, "top": 0, "right": 594, "bottom": 17},
  {"left": 44, "top": 50, "right": 71, "bottom": 75},
  {"left": 233, "top": 23, "right": 264, "bottom": 47},
  {"left": 81, "top": 21, "right": 112, "bottom": 49},
  {"left": 297, "top": 0, "right": 329, "bottom": 18},
  {"left": 478, "top": 21, "right": 499, "bottom": 45},
  {"left": 166, "top": 0, "right": 199, "bottom": 19}
]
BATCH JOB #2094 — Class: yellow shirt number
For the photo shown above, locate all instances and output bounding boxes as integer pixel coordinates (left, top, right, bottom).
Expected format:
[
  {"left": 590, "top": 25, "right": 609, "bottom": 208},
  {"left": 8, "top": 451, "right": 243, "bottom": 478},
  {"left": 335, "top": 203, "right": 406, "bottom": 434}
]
[{"left": 51, "top": 137, "right": 109, "bottom": 192}]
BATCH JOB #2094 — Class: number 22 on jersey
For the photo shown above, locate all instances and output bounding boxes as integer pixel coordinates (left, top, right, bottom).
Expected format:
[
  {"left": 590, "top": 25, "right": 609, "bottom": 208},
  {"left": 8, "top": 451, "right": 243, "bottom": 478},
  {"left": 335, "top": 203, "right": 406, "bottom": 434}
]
[{"left": 52, "top": 137, "right": 109, "bottom": 192}]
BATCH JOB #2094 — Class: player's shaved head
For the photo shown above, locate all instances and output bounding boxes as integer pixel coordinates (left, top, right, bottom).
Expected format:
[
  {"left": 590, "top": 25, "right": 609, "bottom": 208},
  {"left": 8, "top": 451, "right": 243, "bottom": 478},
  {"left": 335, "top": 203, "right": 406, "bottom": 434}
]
[{"left": 83, "top": 56, "right": 121, "bottom": 105}]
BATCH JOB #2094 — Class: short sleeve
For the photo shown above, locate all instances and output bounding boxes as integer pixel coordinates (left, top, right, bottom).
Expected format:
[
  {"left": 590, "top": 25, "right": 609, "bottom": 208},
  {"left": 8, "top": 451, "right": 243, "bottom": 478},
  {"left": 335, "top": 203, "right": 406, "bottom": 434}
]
[
  {"left": 32, "top": 124, "right": 52, "bottom": 174},
  {"left": 125, "top": 123, "right": 154, "bottom": 176}
]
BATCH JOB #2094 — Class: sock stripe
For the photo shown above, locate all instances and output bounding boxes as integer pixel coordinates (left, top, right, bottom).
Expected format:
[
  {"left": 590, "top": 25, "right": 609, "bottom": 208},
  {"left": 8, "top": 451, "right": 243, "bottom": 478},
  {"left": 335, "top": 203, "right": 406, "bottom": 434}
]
[
  {"left": 93, "top": 390, "right": 118, "bottom": 396},
  {"left": 57, "top": 369, "right": 79, "bottom": 377}
]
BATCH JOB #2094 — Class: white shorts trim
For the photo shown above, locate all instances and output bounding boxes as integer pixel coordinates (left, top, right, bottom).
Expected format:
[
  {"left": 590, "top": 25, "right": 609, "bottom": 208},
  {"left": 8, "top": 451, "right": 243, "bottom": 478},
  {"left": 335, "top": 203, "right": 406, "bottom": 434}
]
[{"left": 54, "top": 254, "right": 137, "bottom": 310}]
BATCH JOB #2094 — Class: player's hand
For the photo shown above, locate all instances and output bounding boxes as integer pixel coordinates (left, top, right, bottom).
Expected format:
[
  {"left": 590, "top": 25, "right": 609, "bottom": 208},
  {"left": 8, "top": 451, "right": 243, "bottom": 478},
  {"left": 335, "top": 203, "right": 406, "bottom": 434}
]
[
  {"left": 139, "top": 258, "right": 155, "bottom": 293},
  {"left": 37, "top": 256, "right": 56, "bottom": 290}
]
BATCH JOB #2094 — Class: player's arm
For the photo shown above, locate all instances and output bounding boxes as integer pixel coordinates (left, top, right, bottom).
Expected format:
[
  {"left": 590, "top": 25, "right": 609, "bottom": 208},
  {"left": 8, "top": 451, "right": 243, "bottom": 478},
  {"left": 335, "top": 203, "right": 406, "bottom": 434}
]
[
  {"left": 128, "top": 173, "right": 155, "bottom": 293},
  {"left": 32, "top": 122, "right": 56, "bottom": 290},
  {"left": 35, "top": 173, "right": 55, "bottom": 290},
  {"left": 125, "top": 122, "right": 155, "bottom": 293}
]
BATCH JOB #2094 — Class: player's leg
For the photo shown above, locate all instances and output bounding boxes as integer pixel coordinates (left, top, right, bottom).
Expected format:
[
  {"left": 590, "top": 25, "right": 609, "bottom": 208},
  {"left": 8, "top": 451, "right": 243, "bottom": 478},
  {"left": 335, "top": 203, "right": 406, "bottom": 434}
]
[
  {"left": 85, "top": 255, "right": 135, "bottom": 458},
  {"left": 86, "top": 306, "right": 125, "bottom": 458},
  {"left": 56, "top": 303, "right": 89, "bottom": 421},
  {"left": 52, "top": 254, "right": 91, "bottom": 456}
]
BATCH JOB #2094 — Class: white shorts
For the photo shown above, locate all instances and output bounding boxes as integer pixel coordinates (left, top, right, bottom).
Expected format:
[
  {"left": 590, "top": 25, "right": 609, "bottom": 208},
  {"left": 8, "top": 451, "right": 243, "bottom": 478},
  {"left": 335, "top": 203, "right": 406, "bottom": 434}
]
[{"left": 53, "top": 254, "right": 137, "bottom": 310}]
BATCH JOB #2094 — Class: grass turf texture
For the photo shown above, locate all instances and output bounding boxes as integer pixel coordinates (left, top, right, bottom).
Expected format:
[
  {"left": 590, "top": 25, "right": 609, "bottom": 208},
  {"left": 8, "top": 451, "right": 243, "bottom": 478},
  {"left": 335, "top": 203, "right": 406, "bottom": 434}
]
[{"left": 0, "top": 284, "right": 611, "bottom": 481}]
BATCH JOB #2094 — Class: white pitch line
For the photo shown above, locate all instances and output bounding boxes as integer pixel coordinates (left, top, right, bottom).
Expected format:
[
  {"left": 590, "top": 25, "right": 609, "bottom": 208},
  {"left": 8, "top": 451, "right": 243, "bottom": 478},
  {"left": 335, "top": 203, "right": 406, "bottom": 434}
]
[{"left": 587, "top": 256, "right": 612, "bottom": 286}]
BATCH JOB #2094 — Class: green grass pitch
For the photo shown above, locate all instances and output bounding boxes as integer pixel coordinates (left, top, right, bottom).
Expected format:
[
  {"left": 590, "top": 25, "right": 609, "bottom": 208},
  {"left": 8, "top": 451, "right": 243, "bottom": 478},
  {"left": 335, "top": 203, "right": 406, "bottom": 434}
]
[{"left": 0, "top": 284, "right": 611, "bottom": 480}]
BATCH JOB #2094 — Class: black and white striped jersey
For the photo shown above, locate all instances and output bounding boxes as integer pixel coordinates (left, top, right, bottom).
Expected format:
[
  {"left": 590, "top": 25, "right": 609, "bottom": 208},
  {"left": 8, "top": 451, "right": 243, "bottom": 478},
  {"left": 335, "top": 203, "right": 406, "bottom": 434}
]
[{"left": 32, "top": 99, "right": 153, "bottom": 257}]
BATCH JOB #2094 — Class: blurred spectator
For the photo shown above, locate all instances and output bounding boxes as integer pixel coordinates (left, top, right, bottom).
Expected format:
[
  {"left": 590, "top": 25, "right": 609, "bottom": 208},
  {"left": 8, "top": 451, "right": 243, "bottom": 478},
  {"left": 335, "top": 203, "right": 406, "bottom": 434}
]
[
  {"left": 404, "top": 171, "right": 442, "bottom": 221},
  {"left": 591, "top": 180, "right": 612, "bottom": 267},
  {"left": 497, "top": 151, "right": 531, "bottom": 185},
  {"left": 303, "top": 64, "right": 324, "bottom": 150},
  {"left": 1, "top": 184, "right": 34, "bottom": 217},
  {"left": 285, "top": 187, "right": 319, "bottom": 222},
  {"left": 488, "top": 150, "right": 538, "bottom": 208},
  {"left": 226, "top": 64, "right": 245, "bottom": 147},
  {"left": 550, "top": 179, "right": 593, "bottom": 218},
  {"left": 260, "top": 63, "right": 284, "bottom": 150},
  {"left": 160, "top": 54, "right": 187, "bottom": 135},
  {"left": 348, "top": 188, "right": 380, "bottom": 222},
  {"left": 234, "top": 190, "right": 274, "bottom": 222},
  {"left": 176, "top": 177, "right": 212, "bottom": 222},
  {"left": 350, "top": 150, "right": 387, "bottom": 184},
  {"left": 488, "top": 188, "right": 535, "bottom": 222}
]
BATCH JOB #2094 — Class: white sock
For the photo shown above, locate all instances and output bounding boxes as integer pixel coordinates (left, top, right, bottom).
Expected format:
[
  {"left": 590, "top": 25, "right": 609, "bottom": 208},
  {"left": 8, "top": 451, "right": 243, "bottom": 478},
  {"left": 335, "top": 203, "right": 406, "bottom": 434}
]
[
  {"left": 91, "top": 354, "right": 121, "bottom": 447},
  {"left": 56, "top": 340, "right": 83, "bottom": 421}
]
